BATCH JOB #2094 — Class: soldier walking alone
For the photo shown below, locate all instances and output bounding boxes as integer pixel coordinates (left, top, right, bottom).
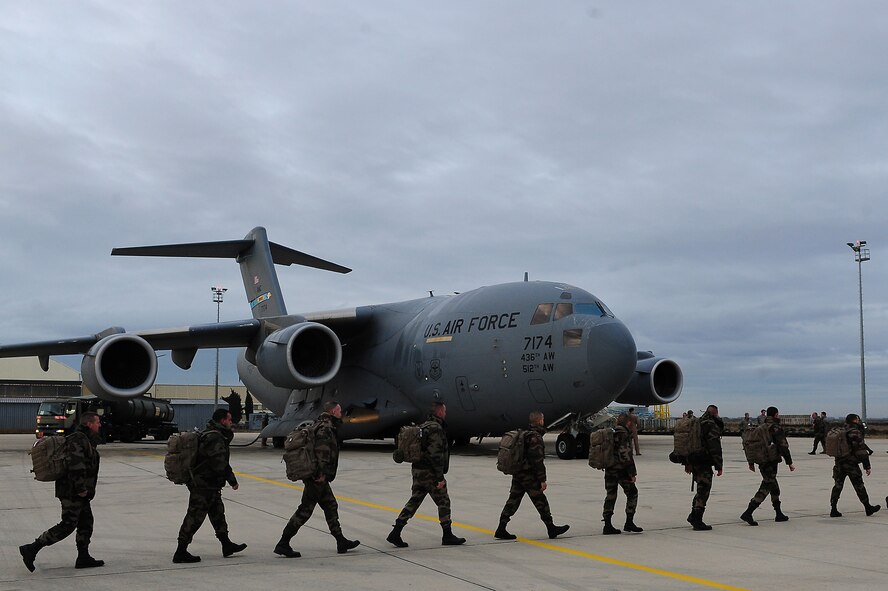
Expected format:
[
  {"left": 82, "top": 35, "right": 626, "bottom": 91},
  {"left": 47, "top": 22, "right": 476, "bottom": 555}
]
[
  {"left": 173, "top": 408, "right": 247, "bottom": 563},
  {"left": 274, "top": 401, "right": 360, "bottom": 557},
  {"left": 494, "top": 411, "right": 569, "bottom": 540},
  {"left": 741, "top": 406, "right": 794, "bottom": 526},
  {"left": 684, "top": 405, "right": 723, "bottom": 531},
  {"left": 387, "top": 401, "right": 466, "bottom": 547},
  {"left": 20, "top": 412, "right": 104, "bottom": 572},
  {"left": 601, "top": 413, "right": 642, "bottom": 535},
  {"left": 830, "top": 414, "right": 880, "bottom": 517}
]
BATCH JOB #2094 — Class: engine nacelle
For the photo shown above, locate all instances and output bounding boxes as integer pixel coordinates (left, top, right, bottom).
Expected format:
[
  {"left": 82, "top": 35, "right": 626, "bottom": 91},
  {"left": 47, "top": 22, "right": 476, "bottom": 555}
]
[
  {"left": 255, "top": 322, "right": 342, "bottom": 389},
  {"left": 615, "top": 355, "right": 683, "bottom": 406},
  {"left": 81, "top": 334, "right": 158, "bottom": 400}
]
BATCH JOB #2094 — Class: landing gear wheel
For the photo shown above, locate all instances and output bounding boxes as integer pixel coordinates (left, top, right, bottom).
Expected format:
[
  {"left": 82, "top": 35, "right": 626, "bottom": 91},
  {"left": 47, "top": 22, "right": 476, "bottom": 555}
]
[{"left": 556, "top": 433, "right": 576, "bottom": 460}]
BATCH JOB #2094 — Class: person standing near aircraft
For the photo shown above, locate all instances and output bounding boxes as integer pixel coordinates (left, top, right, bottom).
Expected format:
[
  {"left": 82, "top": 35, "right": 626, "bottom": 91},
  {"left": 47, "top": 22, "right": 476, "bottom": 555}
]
[
  {"left": 626, "top": 407, "right": 641, "bottom": 455},
  {"left": 387, "top": 401, "right": 466, "bottom": 548},
  {"left": 601, "top": 413, "right": 642, "bottom": 535},
  {"left": 274, "top": 401, "right": 360, "bottom": 557},
  {"left": 173, "top": 409, "right": 247, "bottom": 563},
  {"left": 740, "top": 406, "right": 794, "bottom": 526},
  {"left": 809, "top": 412, "right": 825, "bottom": 455},
  {"left": 684, "top": 405, "right": 723, "bottom": 531},
  {"left": 494, "top": 411, "right": 570, "bottom": 540},
  {"left": 830, "top": 414, "right": 879, "bottom": 518},
  {"left": 20, "top": 412, "right": 104, "bottom": 572}
]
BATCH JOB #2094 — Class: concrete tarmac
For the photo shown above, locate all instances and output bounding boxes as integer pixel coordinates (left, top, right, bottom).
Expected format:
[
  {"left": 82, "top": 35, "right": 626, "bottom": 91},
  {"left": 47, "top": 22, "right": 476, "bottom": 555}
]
[{"left": 2, "top": 432, "right": 888, "bottom": 591}]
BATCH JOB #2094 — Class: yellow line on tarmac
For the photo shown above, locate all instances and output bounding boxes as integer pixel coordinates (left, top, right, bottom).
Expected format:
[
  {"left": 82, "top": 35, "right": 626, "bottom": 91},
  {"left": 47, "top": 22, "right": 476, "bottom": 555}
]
[{"left": 234, "top": 470, "right": 750, "bottom": 591}]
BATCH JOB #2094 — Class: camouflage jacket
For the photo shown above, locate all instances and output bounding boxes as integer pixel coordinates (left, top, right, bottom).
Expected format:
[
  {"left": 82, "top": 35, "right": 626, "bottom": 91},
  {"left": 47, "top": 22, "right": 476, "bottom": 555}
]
[
  {"left": 765, "top": 417, "right": 793, "bottom": 466},
  {"left": 313, "top": 412, "right": 340, "bottom": 482},
  {"left": 191, "top": 420, "right": 238, "bottom": 490},
  {"left": 610, "top": 425, "right": 637, "bottom": 476},
  {"left": 841, "top": 425, "right": 871, "bottom": 470},
  {"left": 414, "top": 414, "right": 450, "bottom": 481},
  {"left": 56, "top": 425, "right": 100, "bottom": 500},
  {"left": 519, "top": 425, "right": 547, "bottom": 483},
  {"left": 697, "top": 411, "right": 724, "bottom": 471}
]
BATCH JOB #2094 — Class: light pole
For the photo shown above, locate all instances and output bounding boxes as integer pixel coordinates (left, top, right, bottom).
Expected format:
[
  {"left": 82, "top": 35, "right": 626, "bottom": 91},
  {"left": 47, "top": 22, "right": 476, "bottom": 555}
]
[
  {"left": 846, "top": 240, "right": 869, "bottom": 422},
  {"left": 212, "top": 286, "right": 228, "bottom": 409}
]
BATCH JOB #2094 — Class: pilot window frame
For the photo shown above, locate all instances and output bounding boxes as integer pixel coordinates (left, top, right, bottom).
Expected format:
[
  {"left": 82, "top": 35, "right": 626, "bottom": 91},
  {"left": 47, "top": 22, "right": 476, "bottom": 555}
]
[
  {"left": 530, "top": 303, "right": 554, "bottom": 325},
  {"left": 554, "top": 303, "right": 573, "bottom": 321}
]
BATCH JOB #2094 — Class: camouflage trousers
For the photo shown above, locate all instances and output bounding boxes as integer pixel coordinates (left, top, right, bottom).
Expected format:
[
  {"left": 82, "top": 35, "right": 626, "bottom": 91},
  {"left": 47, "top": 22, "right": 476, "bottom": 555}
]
[
  {"left": 286, "top": 480, "right": 342, "bottom": 536},
  {"left": 396, "top": 469, "right": 452, "bottom": 527},
  {"left": 830, "top": 461, "right": 870, "bottom": 506},
  {"left": 178, "top": 487, "right": 228, "bottom": 545},
  {"left": 499, "top": 475, "right": 552, "bottom": 524},
  {"left": 691, "top": 466, "right": 713, "bottom": 510},
  {"left": 751, "top": 463, "right": 781, "bottom": 506},
  {"left": 36, "top": 498, "right": 94, "bottom": 549},
  {"left": 602, "top": 468, "right": 637, "bottom": 518}
]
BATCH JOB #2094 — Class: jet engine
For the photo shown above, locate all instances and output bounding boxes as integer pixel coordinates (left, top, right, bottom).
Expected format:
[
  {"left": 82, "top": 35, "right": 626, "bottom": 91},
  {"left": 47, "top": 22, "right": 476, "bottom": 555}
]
[
  {"left": 614, "top": 353, "right": 683, "bottom": 406},
  {"left": 81, "top": 334, "right": 158, "bottom": 400},
  {"left": 255, "top": 322, "right": 342, "bottom": 389}
]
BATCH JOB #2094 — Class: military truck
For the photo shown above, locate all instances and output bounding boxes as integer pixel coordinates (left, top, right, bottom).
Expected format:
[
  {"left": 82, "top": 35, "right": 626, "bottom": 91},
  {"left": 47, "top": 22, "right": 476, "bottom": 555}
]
[{"left": 35, "top": 395, "right": 177, "bottom": 442}]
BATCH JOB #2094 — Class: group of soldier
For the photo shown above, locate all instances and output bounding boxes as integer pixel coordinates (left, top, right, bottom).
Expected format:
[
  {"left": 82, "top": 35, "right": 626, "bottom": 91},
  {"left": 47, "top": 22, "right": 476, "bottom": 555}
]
[{"left": 17, "top": 401, "right": 885, "bottom": 573}]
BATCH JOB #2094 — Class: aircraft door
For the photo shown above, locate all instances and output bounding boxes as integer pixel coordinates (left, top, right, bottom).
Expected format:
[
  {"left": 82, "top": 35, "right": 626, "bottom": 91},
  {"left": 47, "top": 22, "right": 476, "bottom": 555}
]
[
  {"left": 455, "top": 376, "right": 476, "bottom": 411},
  {"left": 527, "top": 379, "right": 553, "bottom": 404}
]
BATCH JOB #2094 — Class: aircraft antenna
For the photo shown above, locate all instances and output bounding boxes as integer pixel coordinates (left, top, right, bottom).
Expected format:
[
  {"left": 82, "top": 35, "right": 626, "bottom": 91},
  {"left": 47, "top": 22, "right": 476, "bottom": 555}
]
[{"left": 524, "top": 272, "right": 528, "bottom": 282}]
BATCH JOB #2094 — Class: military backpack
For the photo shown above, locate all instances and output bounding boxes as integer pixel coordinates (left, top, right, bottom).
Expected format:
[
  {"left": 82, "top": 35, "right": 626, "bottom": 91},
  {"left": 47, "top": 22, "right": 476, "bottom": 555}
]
[
  {"left": 282, "top": 423, "right": 319, "bottom": 481},
  {"left": 825, "top": 427, "right": 852, "bottom": 459},
  {"left": 29, "top": 435, "right": 69, "bottom": 482},
  {"left": 496, "top": 430, "right": 527, "bottom": 474},
  {"left": 394, "top": 425, "right": 424, "bottom": 464},
  {"left": 164, "top": 431, "right": 202, "bottom": 485},
  {"left": 671, "top": 417, "right": 703, "bottom": 463},
  {"left": 587, "top": 428, "right": 616, "bottom": 470},
  {"left": 742, "top": 423, "right": 779, "bottom": 464}
]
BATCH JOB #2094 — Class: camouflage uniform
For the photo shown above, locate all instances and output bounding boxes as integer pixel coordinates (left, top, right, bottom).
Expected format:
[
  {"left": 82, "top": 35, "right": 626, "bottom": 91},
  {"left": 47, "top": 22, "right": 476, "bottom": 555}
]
[
  {"left": 177, "top": 419, "right": 238, "bottom": 546},
  {"left": 830, "top": 425, "right": 873, "bottom": 509},
  {"left": 750, "top": 417, "right": 792, "bottom": 507},
  {"left": 498, "top": 425, "right": 553, "bottom": 525},
  {"left": 602, "top": 425, "right": 637, "bottom": 519},
  {"left": 811, "top": 415, "right": 826, "bottom": 453},
  {"left": 688, "top": 412, "right": 724, "bottom": 510},
  {"left": 35, "top": 426, "right": 101, "bottom": 552},
  {"left": 285, "top": 413, "right": 344, "bottom": 536},
  {"left": 395, "top": 414, "right": 453, "bottom": 526}
]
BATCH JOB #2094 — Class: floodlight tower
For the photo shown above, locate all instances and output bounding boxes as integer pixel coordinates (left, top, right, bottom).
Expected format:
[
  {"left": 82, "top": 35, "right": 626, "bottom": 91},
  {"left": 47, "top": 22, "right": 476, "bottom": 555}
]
[
  {"left": 846, "top": 241, "right": 869, "bottom": 422},
  {"left": 212, "top": 286, "right": 228, "bottom": 409}
]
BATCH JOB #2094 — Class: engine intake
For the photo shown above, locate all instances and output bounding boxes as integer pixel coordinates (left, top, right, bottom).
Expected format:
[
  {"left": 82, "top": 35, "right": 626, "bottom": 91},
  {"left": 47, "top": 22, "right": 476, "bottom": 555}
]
[
  {"left": 81, "top": 334, "right": 158, "bottom": 400},
  {"left": 615, "top": 355, "right": 683, "bottom": 406},
  {"left": 255, "top": 322, "right": 342, "bottom": 389}
]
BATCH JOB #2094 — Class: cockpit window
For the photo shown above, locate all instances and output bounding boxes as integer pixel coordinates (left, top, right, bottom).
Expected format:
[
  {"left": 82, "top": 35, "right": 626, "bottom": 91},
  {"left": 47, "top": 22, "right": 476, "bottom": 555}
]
[
  {"left": 531, "top": 303, "right": 554, "bottom": 325},
  {"left": 563, "top": 328, "right": 583, "bottom": 347},
  {"left": 575, "top": 302, "right": 613, "bottom": 318},
  {"left": 554, "top": 303, "right": 573, "bottom": 321}
]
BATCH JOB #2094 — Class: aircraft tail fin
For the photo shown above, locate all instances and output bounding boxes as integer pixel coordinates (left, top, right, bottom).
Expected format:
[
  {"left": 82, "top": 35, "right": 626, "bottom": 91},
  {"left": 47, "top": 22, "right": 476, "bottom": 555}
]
[{"left": 112, "top": 227, "right": 351, "bottom": 319}]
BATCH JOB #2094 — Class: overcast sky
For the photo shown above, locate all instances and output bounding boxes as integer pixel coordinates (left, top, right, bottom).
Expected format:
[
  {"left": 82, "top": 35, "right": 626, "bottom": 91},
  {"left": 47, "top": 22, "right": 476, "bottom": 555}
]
[{"left": 3, "top": 2, "right": 888, "bottom": 418}]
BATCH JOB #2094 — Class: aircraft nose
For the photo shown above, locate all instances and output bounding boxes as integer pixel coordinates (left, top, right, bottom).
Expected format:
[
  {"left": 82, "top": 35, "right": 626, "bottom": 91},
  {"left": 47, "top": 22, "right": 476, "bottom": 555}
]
[{"left": 586, "top": 320, "right": 637, "bottom": 397}]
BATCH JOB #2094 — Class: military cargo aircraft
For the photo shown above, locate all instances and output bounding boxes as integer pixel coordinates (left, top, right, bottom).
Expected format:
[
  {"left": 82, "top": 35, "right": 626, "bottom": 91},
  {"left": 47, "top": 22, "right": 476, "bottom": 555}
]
[{"left": 0, "top": 227, "right": 682, "bottom": 456}]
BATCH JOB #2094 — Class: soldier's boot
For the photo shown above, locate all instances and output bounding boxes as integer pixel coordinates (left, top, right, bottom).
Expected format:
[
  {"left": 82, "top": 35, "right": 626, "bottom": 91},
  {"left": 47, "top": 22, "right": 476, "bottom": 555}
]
[
  {"left": 829, "top": 504, "right": 842, "bottom": 517},
  {"left": 441, "top": 525, "right": 466, "bottom": 546},
  {"left": 602, "top": 514, "right": 621, "bottom": 535},
  {"left": 75, "top": 545, "right": 105, "bottom": 569},
  {"left": 545, "top": 521, "right": 570, "bottom": 539},
  {"left": 386, "top": 523, "right": 409, "bottom": 548},
  {"left": 740, "top": 501, "right": 759, "bottom": 526},
  {"left": 690, "top": 508, "right": 712, "bottom": 531},
  {"left": 773, "top": 502, "right": 789, "bottom": 522},
  {"left": 807, "top": 450, "right": 816, "bottom": 455},
  {"left": 219, "top": 534, "right": 248, "bottom": 557},
  {"left": 172, "top": 543, "right": 201, "bottom": 564},
  {"left": 19, "top": 540, "right": 44, "bottom": 573},
  {"left": 494, "top": 521, "right": 516, "bottom": 540},
  {"left": 622, "top": 517, "right": 643, "bottom": 533},
  {"left": 865, "top": 503, "right": 881, "bottom": 516},
  {"left": 686, "top": 510, "right": 695, "bottom": 525},
  {"left": 334, "top": 533, "right": 360, "bottom": 554},
  {"left": 273, "top": 525, "right": 301, "bottom": 558}
]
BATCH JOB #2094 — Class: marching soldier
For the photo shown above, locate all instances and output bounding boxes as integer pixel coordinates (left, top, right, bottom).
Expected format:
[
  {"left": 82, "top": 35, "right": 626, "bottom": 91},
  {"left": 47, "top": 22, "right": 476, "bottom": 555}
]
[
  {"left": 20, "top": 412, "right": 104, "bottom": 572},
  {"left": 494, "top": 411, "right": 569, "bottom": 540},
  {"left": 173, "top": 409, "right": 247, "bottom": 563},
  {"left": 601, "top": 413, "right": 642, "bottom": 535},
  {"left": 387, "top": 401, "right": 466, "bottom": 547},
  {"left": 684, "top": 404, "right": 723, "bottom": 531},
  {"left": 274, "top": 401, "right": 360, "bottom": 557},
  {"left": 830, "top": 414, "right": 880, "bottom": 517},
  {"left": 740, "top": 406, "right": 794, "bottom": 526}
]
